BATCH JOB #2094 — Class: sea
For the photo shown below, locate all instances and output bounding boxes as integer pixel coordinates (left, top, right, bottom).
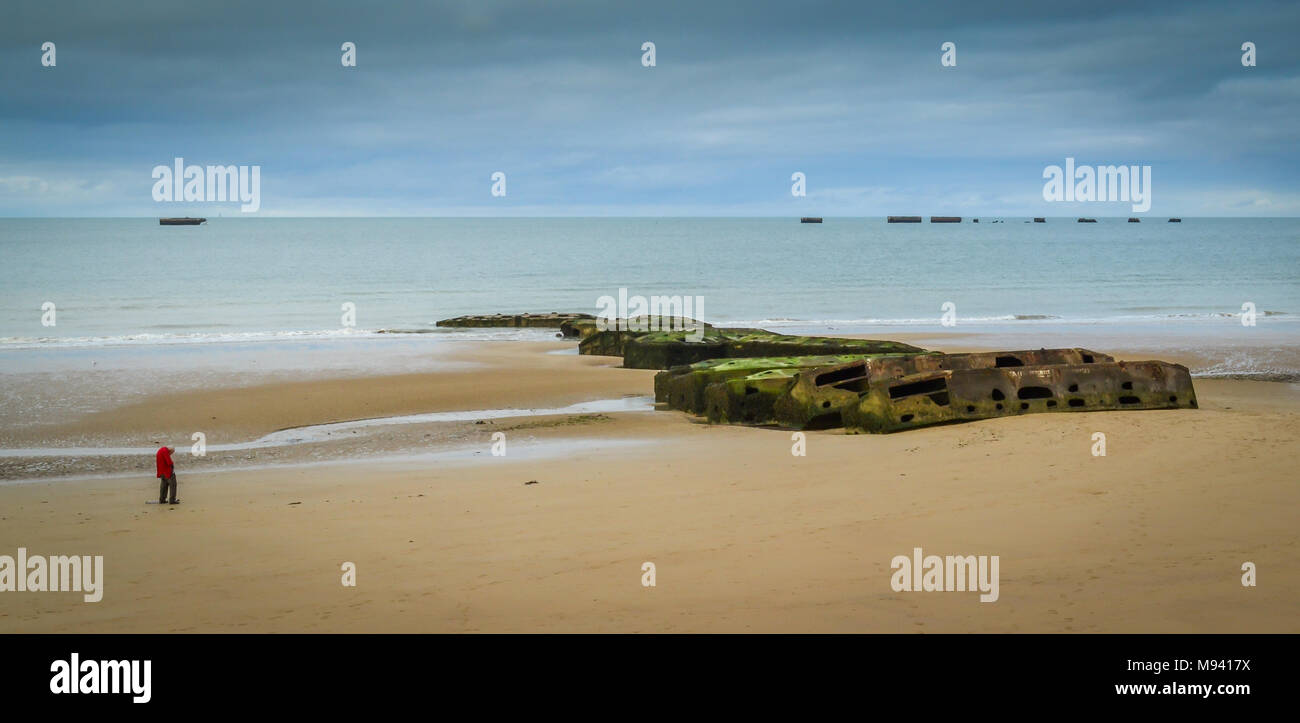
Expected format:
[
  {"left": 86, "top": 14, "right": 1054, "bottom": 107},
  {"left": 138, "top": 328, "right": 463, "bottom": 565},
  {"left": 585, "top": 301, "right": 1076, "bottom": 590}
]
[{"left": 0, "top": 217, "right": 1297, "bottom": 379}]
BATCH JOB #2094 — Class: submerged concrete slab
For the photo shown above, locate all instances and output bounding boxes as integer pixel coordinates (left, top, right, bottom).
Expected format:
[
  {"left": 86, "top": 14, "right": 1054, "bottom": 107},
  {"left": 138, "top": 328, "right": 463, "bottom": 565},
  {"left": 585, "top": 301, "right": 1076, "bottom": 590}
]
[
  {"left": 437, "top": 312, "right": 594, "bottom": 329},
  {"left": 559, "top": 318, "right": 600, "bottom": 339},
  {"left": 618, "top": 330, "right": 738, "bottom": 369},
  {"left": 579, "top": 317, "right": 722, "bottom": 358},
  {"left": 576, "top": 317, "right": 717, "bottom": 355},
  {"left": 841, "top": 360, "right": 1197, "bottom": 434}
]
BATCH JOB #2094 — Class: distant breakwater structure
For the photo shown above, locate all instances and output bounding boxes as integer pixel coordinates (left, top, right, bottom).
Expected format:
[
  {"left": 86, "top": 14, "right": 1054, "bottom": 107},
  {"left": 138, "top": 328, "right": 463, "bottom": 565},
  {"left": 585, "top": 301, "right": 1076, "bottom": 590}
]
[{"left": 859, "top": 216, "right": 1182, "bottom": 224}]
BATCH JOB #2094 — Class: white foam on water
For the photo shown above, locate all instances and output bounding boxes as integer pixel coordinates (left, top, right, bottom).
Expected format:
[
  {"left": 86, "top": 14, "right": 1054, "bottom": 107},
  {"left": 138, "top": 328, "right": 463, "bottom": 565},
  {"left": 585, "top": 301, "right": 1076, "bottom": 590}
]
[{"left": 0, "top": 326, "right": 567, "bottom": 350}]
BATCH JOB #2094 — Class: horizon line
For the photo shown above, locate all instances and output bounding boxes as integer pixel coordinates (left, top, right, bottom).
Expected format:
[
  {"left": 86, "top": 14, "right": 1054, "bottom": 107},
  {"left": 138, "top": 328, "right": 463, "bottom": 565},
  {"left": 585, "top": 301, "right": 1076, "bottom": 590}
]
[{"left": 1, "top": 215, "right": 1296, "bottom": 220}]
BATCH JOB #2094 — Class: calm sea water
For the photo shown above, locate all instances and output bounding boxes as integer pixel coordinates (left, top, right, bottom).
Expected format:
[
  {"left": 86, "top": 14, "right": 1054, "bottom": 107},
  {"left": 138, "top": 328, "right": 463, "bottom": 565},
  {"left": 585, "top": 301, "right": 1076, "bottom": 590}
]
[{"left": 0, "top": 217, "right": 1295, "bottom": 359}]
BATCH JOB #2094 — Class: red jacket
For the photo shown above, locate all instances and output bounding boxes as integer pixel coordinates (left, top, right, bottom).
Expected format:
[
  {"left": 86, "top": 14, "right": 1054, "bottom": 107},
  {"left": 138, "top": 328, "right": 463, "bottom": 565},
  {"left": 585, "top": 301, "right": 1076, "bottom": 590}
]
[{"left": 156, "top": 446, "right": 174, "bottom": 478}]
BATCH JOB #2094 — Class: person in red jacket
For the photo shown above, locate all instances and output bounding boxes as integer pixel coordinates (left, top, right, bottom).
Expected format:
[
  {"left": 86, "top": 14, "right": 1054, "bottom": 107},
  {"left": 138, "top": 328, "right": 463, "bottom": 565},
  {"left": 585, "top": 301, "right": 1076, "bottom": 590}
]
[{"left": 156, "top": 446, "right": 178, "bottom": 504}]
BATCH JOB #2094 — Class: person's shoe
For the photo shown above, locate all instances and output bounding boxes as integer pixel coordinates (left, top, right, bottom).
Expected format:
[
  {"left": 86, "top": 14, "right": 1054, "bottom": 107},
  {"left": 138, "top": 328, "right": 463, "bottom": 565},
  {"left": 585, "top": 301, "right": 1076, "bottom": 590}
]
[{"left": 168, "top": 500, "right": 179, "bottom": 505}]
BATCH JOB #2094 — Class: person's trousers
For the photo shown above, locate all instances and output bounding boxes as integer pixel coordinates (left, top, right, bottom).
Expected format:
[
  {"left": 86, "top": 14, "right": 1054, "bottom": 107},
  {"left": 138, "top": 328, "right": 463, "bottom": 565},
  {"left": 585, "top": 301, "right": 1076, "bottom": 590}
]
[{"left": 159, "top": 474, "right": 177, "bottom": 503}]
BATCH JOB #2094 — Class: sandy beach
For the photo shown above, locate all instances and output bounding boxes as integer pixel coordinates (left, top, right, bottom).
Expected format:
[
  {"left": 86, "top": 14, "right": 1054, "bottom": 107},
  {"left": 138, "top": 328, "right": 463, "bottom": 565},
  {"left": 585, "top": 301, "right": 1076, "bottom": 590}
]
[
  {"left": 9, "top": 6, "right": 1300, "bottom": 711},
  {"left": 1, "top": 336, "right": 1296, "bottom": 633}
]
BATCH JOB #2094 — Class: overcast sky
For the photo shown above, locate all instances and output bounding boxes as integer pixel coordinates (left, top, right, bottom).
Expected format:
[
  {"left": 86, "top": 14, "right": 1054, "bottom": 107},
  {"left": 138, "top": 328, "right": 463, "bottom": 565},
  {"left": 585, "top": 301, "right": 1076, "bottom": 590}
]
[{"left": 1, "top": 0, "right": 1297, "bottom": 216}]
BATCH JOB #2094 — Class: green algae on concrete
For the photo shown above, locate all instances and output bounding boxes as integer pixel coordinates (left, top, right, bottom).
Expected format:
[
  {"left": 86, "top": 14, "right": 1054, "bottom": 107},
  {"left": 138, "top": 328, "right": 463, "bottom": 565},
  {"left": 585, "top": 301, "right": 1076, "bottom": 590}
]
[
  {"left": 655, "top": 357, "right": 792, "bottom": 413},
  {"left": 722, "top": 332, "right": 927, "bottom": 363},
  {"left": 655, "top": 354, "right": 925, "bottom": 415},
  {"left": 578, "top": 328, "right": 646, "bottom": 357},
  {"left": 576, "top": 317, "right": 716, "bottom": 356},
  {"left": 436, "top": 312, "right": 594, "bottom": 329},
  {"left": 623, "top": 330, "right": 929, "bottom": 370},
  {"left": 704, "top": 369, "right": 803, "bottom": 425},
  {"left": 772, "top": 348, "right": 1114, "bottom": 429},
  {"left": 841, "top": 360, "right": 1197, "bottom": 434}
]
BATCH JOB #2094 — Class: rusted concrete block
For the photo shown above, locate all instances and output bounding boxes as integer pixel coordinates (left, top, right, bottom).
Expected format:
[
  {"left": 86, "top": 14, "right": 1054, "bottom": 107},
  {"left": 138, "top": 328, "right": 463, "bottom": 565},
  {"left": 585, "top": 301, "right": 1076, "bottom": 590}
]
[
  {"left": 698, "top": 350, "right": 1059, "bottom": 427},
  {"left": 772, "top": 349, "right": 1113, "bottom": 429},
  {"left": 841, "top": 360, "right": 1197, "bottom": 434},
  {"left": 654, "top": 354, "right": 928, "bottom": 415}
]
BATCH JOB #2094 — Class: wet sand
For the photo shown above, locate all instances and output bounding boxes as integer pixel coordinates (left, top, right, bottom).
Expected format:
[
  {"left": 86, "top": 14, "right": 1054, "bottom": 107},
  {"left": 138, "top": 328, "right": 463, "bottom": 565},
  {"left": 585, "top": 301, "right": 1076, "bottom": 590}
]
[{"left": 0, "top": 338, "right": 1297, "bottom": 632}]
